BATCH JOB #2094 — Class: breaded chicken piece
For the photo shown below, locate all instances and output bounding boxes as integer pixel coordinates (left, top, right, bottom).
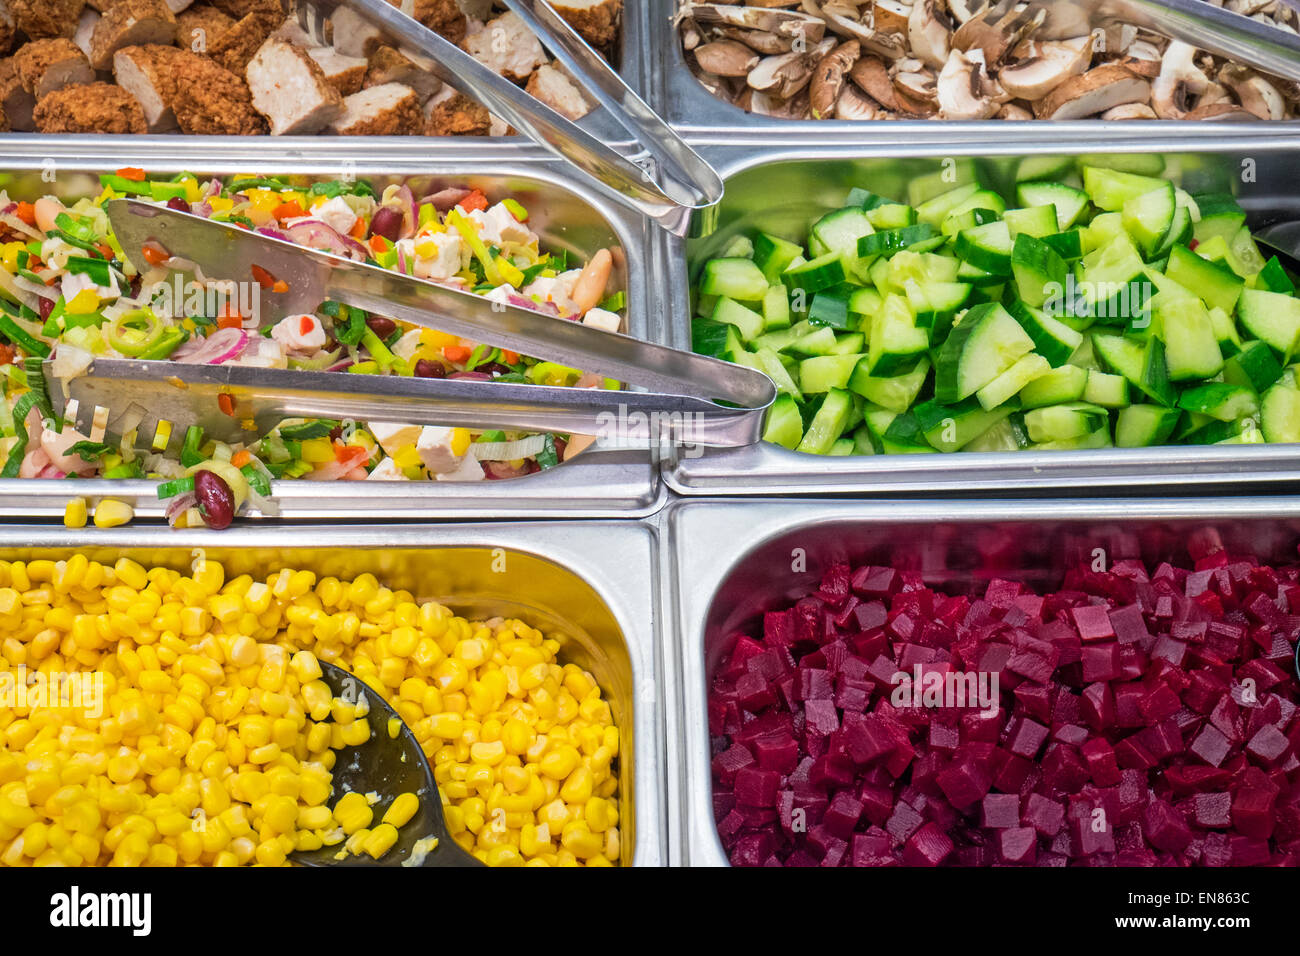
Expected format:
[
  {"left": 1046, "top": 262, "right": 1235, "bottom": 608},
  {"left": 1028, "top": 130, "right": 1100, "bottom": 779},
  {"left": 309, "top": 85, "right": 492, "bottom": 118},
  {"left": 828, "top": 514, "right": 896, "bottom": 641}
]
[
  {"left": 10, "top": 0, "right": 87, "bottom": 40},
  {"left": 525, "top": 63, "right": 590, "bottom": 121},
  {"left": 207, "top": 6, "right": 276, "bottom": 74},
  {"left": 329, "top": 82, "right": 421, "bottom": 135},
  {"left": 553, "top": 0, "right": 621, "bottom": 50},
  {"left": 15, "top": 39, "right": 95, "bottom": 100},
  {"left": 245, "top": 36, "right": 342, "bottom": 134},
  {"left": 0, "top": 4, "right": 15, "bottom": 56},
  {"left": 329, "top": 6, "right": 385, "bottom": 59},
  {"left": 72, "top": 8, "right": 100, "bottom": 59},
  {"left": 208, "top": 0, "right": 275, "bottom": 16},
  {"left": 387, "top": 0, "right": 466, "bottom": 44},
  {"left": 165, "top": 0, "right": 197, "bottom": 11},
  {"left": 365, "top": 45, "right": 440, "bottom": 101},
  {"left": 175, "top": 4, "right": 233, "bottom": 54},
  {"left": 462, "top": 11, "right": 546, "bottom": 84},
  {"left": 113, "top": 43, "right": 181, "bottom": 130},
  {"left": 170, "top": 48, "right": 264, "bottom": 133},
  {"left": 425, "top": 90, "right": 489, "bottom": 136},
  {"left": 34, "top": 81, "right": 146, "bottom": 133},
  {"left": 271, "top": 15, "right": 316, "bottom": 47},
  {"left": 90, "top": 0, "right": 177, "bottom": 70},
  {"left": 0, "top": 57, "right": 34, "bottom": 130},
  {"left": 307, "top": 47, "right": 368, "bottom": 97}
]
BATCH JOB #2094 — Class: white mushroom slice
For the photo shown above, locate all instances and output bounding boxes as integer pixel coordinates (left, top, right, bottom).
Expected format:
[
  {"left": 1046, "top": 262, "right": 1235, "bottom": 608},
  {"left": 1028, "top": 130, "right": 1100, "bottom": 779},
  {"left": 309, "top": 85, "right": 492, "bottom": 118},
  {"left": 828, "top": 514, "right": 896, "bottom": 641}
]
[
  {"left": 1185, "top": 102, "right": 1257, "bottom": 120},
  {"left": 835, "top": 81, "right": 879, "bottom": 119},
  {"left": 1035, "top": 63, "right": 1150, "bottom": 119},
  {"left": 1127, "top": 38, "right": 1162, "bottom": 63},
  {"left": 952, "top": 4, "right": 1045, "bottom": 65},
  {"left": 894, "top": 69, "right": 938, "bottom": 103},
  {"left": 681, "top": 18, "right": 703, "bottom": 50},
  {"left": 936, "top": 48, "right": 999, "bottom": 119},
  {"left": 997, "top": 35, "right": 1092, "bottom": 101},
  {"left": 850, "top": 53, "right": 902, "bottom": 110},
  {"left": 871, "top": 0, "right": 911, "bottom": 37},
  {"left": 822, "top": 11, "right": 905, "bottom": 58},
  {"left": 1220, "top": 65, "right": 1285, "bottom": 120},
  {"left": 690, "top": 4, "right": 827, "bottom": 43},
  {"left": 693, "top": 38, "right": 760, "bottom": 76},
  {"left": 525, "top": 63, "right": 591, "bottom": 120},
  {"left": 908, "top": 0, "right": 951, "bottom": 69},
  {"left": 809, "top": 38, "right": 859, "bottom": 118},
  {"left": 1151, "top": 40, "right": 1210, "bottom": 119},
  {"left": 997, "top": 101, "right": 1034, "bottom": 119},
  {"left": 748, "top": 45, "right": 826, "bottom": 98},
  {"left": 719, "top": 26, "right": 793, "bottom": 54},
  {"left": 1100, "top": 102, "right": 1157, "bottom": 119}
]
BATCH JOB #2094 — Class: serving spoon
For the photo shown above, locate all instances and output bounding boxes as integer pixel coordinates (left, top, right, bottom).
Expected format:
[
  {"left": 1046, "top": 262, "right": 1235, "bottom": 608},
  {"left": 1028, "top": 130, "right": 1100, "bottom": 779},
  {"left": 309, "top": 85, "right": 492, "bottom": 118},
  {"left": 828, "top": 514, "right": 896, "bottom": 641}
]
[{"left": 291, "top": 661, "right": 483, "bottom": 867}]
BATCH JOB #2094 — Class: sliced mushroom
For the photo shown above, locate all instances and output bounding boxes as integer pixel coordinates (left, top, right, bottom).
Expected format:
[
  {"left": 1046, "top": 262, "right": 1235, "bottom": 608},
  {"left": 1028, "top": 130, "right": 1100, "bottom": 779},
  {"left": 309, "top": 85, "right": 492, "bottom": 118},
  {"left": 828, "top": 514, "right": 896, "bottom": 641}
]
[
  {"left": 822, "top": 10, "right": 905, "bottom": 58},
  {"left": 720, "top": 25, "right": 793, "bottom": 54},
  {"left": 836, "top": 82, "right": 880, "bottom": 119},
  {"left": 810, "top": 38, "right": 858, "bottom": 117},
  {"left": 997, "top": 101, "right": 1034, "bottom": 119},
  {"left": 908, "top": 0, "right": 950, "bottom": 68},
  {"left": 1185, "top": 102, "right": 1257, "bottom": 120},
  {"left": 849, "top": 53, "right": 902, "bottom": 109},
  {"left": 748, "top": 49, "right": 816, "bottom": 98},
  {"left": 937, "top": 47, "right": 1000, "bottom": 119},
  {"left": 1100, "top": 102, "right": 1158, "bottom": 119},
  {"left": 1035, "top": 63, "right": 1150, "bottom": 119},
  {"left": 953, "top": 4, "right": 1045, "bottom": 66},
  {"left": 681, "top": 18, "right": 703, "bottom": 51},
  {"left": 694, "top": 38, "right": 760, "bottom": 76},
  {"left": 871, "top": 0, "right": 911, "bottom": 37},
  {"left": 1220, "top": 64, "right": 1285, "bottom": 120},
  {"left": 771, "top": 87, "right": 811, "bottom": 117},
  {"left": 1151, "top": 40, "right": 1210, "bottom": 119},
  {"left": 690, "top": 3, "right": 827, "bottom": 43},
  {"left": 947, "top": 0, "right": 987, "bottom": 25},
  {"left": 997, "top": 35, "right": 1093, "bottom": 100}
]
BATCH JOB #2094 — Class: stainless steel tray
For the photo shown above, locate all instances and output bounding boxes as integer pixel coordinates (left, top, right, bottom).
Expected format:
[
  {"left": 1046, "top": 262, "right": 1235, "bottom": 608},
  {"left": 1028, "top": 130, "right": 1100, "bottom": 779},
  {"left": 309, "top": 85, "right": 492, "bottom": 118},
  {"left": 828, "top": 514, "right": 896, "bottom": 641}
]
[
  {"left": 0, "top": 140, "right": 662, "bottom": 519},
  {"left": 0, "top": 518, "right": 666, "bottom": 866},
  {"left": 649, "top": 0, "right": 1300, "bottom": 137},
  {"left": 663, "top": 134, "right": 1300, "bottom": 497},
  {"left": 661, "top": 495, "right": 1300, "bottom": 866}
]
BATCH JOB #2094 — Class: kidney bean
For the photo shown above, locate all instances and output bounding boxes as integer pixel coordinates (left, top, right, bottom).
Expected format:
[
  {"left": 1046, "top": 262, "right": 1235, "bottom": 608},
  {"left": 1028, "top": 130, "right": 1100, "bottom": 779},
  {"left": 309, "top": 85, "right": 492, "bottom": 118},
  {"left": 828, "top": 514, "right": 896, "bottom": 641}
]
[
  {"left": 414, "top": 359, "right": 446, "bottom": 379},
  {"left": 194, "top": 470, "right": 236, "bottom": 530},
  {"left": 365, "top": 316, "right": 397, "bottom": 339}
]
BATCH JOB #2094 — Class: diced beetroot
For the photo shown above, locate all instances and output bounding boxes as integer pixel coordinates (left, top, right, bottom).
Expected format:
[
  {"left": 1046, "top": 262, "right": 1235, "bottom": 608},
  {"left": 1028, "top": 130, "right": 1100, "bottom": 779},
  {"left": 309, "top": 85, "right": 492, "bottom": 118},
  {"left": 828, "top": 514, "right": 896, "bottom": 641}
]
[
  {"left": 935, "top": 756, "right": 993, "bottom": 809},
  {"left": 981, "top": 793, "right": 1021, "bottom": 828},
  {"left": 1230, "top": 786, "right": 1277, "bottom": 839},
  {"left": 850, "top": 829, "right": 896, "bottom": 867},
  {"left": 809, "top": 753, "right": 855, "bottom": 791},
  {"left": 734, "top": 671, "right": 778, "bottom": 711},
  {"left": 1072, "top": 604, "right": 1116, "bottom": 641},
  {"left": 823, "top": 791, "right": 864, "bottom": 839},
  {"left": 1005, "top": 715, "right": 1050, "bottom": 759},
  {"left": 1245, "top": 724, "right": 1292, "bottom": 767},
  {"left": 1081, "top": 643, "right": 1123, "bottom": 682},
  {"left": 711, "top": 744, "right": 754, "bottom": 787},
  {"left": 1108, "top": 604, "right": 1150, "bottom": 644},
  {"left": 1023, "top": 793, "right": 1065, "bottom": 837},
  {"left": 902, "top": 822, "right": 954, "bottom": 867},
  {"left": 993, "top": 750, "right": 1033, "bottom": 794},
  {"left": 1114, "top": 735, "right": 1156, "bottom": 771},
  {"left": 1190, "top": 791, "right": 1232, "bottom": 829},
  {"left": 998, "top": 826, "right": 1037, "bottom": 865},
  {"left": 1080, "top": 737, "right": 1121, "bottom": 786},
  {"left": 734, "top": 767, "right": 781, "bottom": 808},
  {"left": 851, "top": 565, "right": 897, "bottom": 597},
  {"left": 1229, "top": 835, "right": 1272, "bottom": 865},
  {"left": 817, "top": 562, "right": 851, "bottom": 603},
  {"left": 885, "top": 800, "right": 924, "bottom": 844},
  {"left": 1144, "top": 800, "right": 1192, "bottom": 853},
  {"left": 1189, "top": 724, "right": 1232, "bottom": 768},
  {"left": 1136, "top": 719, "right": 1184, "bottom": 761},
  {"left": 753, "top": 734, "right": 800, "bottom": 774}
]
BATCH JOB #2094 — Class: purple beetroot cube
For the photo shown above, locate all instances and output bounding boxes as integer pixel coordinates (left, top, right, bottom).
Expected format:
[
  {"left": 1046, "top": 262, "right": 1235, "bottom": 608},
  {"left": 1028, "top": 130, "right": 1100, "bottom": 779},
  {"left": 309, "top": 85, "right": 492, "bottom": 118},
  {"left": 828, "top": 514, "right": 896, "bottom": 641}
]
[
  {"left": 841, "top": 711, "right": 896, "bottom": 766},
  {"left": 804, "top": 699, "right": 840, "bottom": 739},
  {"left": 734, "top": 767, "right": 782, "bottom": 808},
  {"left": 1080, "top": 738, "right": 1121, "bottom": 787},
  {"left": 1189, "top": 724, "right": 1232, "bottom": 768},
  {"left": 1081, "top": 643, "right": 1122, "bottom": 682},
  {"left": 1108, "top": 604, "right": 1150, "bottom": 644},
  {"left": 824, "top": 791, "right": 865, "bottom": 839},
  {"left": 1231, "top": 786, "right": 1277, "bottom": 839},
  {"left": 1072, "top": 604, "right": 1116, "bottom": 641},
  {"left": 753, "top": 733, "right": 800, "bottom": 774},
  {"left": 981, "top": 793, "right": 1021, "bottom": 829},
  {"left": 1191, "top": 791, "right": 1232, "bottom": 829},
  {"left": 735, "top": 671, "right": 777, "bottom": 712},
  {"left": 1246, "top": 724, "right": 1292, "bottom": 767},
  {"left": 1005, "top": 715, "right": 1050, "bottom": 759},
  {"left": 711, "top": 743, "right": 754, "bottom": 787},
  {"left": 935, "top": 757, "right": 993, "bottom": 810},
  {"left": 1023, "top": 793, "right": 1065, "bottom": 837},
  {"left": 851, "top": 565, "right": 897, "bottom": 597},
  {"left": 1144, "top": 800, "right": 1192, "bottom": 853},
  {"left": 902, "top": 822, "right": 954, "bottom": 867},
  {"left": 998, "top": 826, "right": 1038, "bottom": 865}
]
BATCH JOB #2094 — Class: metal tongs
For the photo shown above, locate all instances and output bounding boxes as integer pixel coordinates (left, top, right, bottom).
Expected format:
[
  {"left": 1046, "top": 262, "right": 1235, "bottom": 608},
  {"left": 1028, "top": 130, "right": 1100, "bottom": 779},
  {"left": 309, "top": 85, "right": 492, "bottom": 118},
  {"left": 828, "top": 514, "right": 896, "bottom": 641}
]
[
  {"left": 1023, "top": 0, "right": 1300, "bottom": 83},
  {"left": 43, "top": 200, "right": 774, "bottom": 452},
  {"left": 292, "top": 0, "right": 722, "bottom": 235}
]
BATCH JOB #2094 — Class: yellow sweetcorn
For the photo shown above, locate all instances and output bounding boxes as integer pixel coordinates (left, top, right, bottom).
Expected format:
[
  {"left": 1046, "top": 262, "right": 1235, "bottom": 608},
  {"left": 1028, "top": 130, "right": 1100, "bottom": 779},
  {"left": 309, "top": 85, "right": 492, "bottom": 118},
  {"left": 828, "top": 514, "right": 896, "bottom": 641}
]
[
  {"left": 0, "top": 557, "right": 621, "bottom": 867},
  {"left": 63, "top": 498, "right": 88, "bottom": 529}
]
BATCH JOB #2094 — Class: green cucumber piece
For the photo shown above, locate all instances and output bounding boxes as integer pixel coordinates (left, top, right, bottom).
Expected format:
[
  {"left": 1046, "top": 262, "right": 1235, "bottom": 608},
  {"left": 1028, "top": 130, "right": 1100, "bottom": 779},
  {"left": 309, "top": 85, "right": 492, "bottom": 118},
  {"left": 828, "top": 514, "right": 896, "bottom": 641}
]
[
  {"left": 1078, "top": 239, "right": 1149, "bottom": 324},
  {"left": 796, "top": 388, "right": 853, "bottom": 454},
  {"left": 1040, "top": 230, "right": 1083, "bottom": 261},
  {"left": 691, "top": 318, "right": 732, "bottom": 359},
  {"left": 955, "top": 220, "right": 1014, "bottom": 275},
  {"left": 1116, "top": 404, "right": 1180, "bottom": 447},
  {"left": 941, "top": 207, "right": 1000, "bottom": 238},
  {"left": 848, "top": 286, "right": 883, "bottom": 318},
  {"left": 701, "top": 258, "right": 768, "bottom": 301},
  {"left": 857, "top": 224, "right": 937, "bottom": 259},
  {"left": 848, "top": 356, "right": 931, "bottom": 413},
  {"left": 810, "top": 207, "right": 875, "bottom": 259},
  {"left": 1024, "top": 404, "right": 1108, "bottom": 443},
  {"left": 915, "top": 183, "right": 982, "bottom": 228},
  {"left": 1258, "top": 256, "right": 1296, "bottom": 295},
  {"left": 807, "top": 286, "right": 853, "bottom": 330},
  {"left": 784, "top": 251, "right": 848, "bottom": 296},
  {"left": 1014, "top": 156, "right": 1076, "bottom": 183},
  {"left": 934, "top": 301, "right": 1035, "bottom": 403},
  {"left": 1010, "top": 233, "right": 1068, "bottom": 308},
  {"left": 1004, "top": 205, "right": 1060, "bottom": 239},
  {"left": 789, "top": 325, "right": 839, "bottom": 356},
  {"left": 867, "top": 294, "right": 929, "bottom": 376},
  {"left": 1121, "top": 183, "right": 1176, "bottom": 258},
  {"left": 1177, "top": 382, "right": 1259, "bottom": 422},
  {"left": 762, "top": 284, "right": 791, "bottom": 330},
  {"left": 711, "top": 297, "right": 765, "bottom": 340},
  {"left": 1165, "top": 244, "right": 1243, "bottom": 313},
  {"left": 962, "top": 417, "right": 1026, "bottom": 452},
  {"left": 762, "top": 393, "right": 803, "bottom": 449},
  {"left": 1006, "top": 298, "right": 1083, "bottom": 367},
  {"left": 1083, "top": 369, "right": 1130, "bottom": 408},
  {"left": 1155, "top": 294, "right": 1223, "bottom": 381},
  {"left": 753, "top": 232, "right": 805, "bottom": 282},
  {"left": 865, "top": 203, "right": 917, "bottom": 230},
  {"left": 1223, "top": 340, "right": 1284, "bottom": 393},
  {"left": 1019, "top": 364, "right": 1088, "bottom": 408},
  {"left": 1191, "top": 193, "right": 1247, "bottom": 247},
  {"left": 913, "top": 396, "right": 1014, "bottom": 452},
  {"left": 1239, "top": 288, "right": 1300, "bottom": 358},
  {"left": 800, "top": 354, "right": 866, "bottom": 393},
  {"left": 755, "top": 347, "right": 803, "bottom": 401},
  {"left": 1015, "top": 181, "right": 1090, "bottom": 229},
  {"left": 1261, "top": 383, "right": 1300, "bottom": 443},
  {"left": 1082, "top": 166, "right": 1169, "bottom": 212},
  {"left": 975, "top": 353, "right": 1050, "bottom": 410},
  {"left": 908, "top": 162, "right": 978, "bottom": 207}
]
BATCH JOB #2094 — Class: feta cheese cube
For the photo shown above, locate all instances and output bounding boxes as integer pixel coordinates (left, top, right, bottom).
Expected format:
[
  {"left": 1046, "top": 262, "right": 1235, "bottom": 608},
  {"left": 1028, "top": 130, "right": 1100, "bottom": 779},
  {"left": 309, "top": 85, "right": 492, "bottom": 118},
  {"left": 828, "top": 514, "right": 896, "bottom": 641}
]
[
  {"left": 416, "top": 425, "right": 463, "bottom": 474},
  {"left": 484, "top": 284, "right": 517, "bottom": 306},
  {"left": 468, "top": 203, "right": 537, "bottom": 247},
  {"left": 412, "top": 230, "right": 464, "bottom": 281},
  {"left": 314, "top": 196, "right": 359, "bottom": 237},
  {"left": 581, "top": 307, "right": 621, "bottom": 333},
  {"left": 435, "top": 454, "right": 486, "bottom": 482},
  {"left": 521, "top": 275, "right": 578, "bottom": 316},
  {"left": 366, "top": 421, "right": 422, "bottom": 456},
  {"left": 365, "top": 457, "right": 404, "bottom": 481},
  {"left": 392, "top": 328, "right": 422, "bottom": 362}
]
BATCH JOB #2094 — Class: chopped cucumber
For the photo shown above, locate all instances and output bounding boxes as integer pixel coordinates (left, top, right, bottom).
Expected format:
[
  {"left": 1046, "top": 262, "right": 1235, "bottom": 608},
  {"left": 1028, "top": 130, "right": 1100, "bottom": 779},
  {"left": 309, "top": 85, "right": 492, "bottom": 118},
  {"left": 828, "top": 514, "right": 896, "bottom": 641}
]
[
  {"left": 753, "top": 232, "right": 805, "bottom": 282},
  {"left": 701, "top": 258, "right": 768, "bottom": 301},
  {"left": 711, "top": 297, "right": 764, "bottom": 341},
  {"left": 848, "top": 356, "right": 931, "bottom": 413},
  {"left": 1116, "top": 404, "right": 1180, "bottom": 447},
  {"left": 976, "top": 353, "right": 1050, "bottom": 410},
  {"left": 762, "top": 393, "right": 803, "bottom": 449},
  {"left": 1007, "top": 298, "right": 1083, "bottom": 367},
  {"left": 1177, "top": 382, "right": 1259, "bottom": 422},
  {"left": 796, "top": 388, "right": 853, "bottom": 454},
  {"left": 867, "top": 294, "right": 929, "bottom": 376},
  {"left": 1239, "top": 288, "right": 1300, "bottom": 358},
  {"left": 1016, "top": 181, "right": 1090, "bottom": 229},
  {"left": 1011, "top": 233, "right": 1068, "bottom": 308},
  {"left": 1019, "top": 364, "right": 1088, "bottom": 408},
  {"left": 934, "top": 302, "right": 1035, "bottom": 403},
  {"left": 1083, "top": 370, "right": 1130, "bottom": 408}
]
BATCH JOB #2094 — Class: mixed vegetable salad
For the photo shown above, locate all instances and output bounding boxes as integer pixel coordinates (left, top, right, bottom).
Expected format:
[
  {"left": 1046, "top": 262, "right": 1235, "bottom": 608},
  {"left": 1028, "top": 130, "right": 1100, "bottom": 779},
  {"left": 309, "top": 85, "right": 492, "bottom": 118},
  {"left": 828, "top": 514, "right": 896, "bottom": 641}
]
[
  {"left": 692, "top": 156, "right": 1300, "bottom": 456},
  {"left": 0, "top": 169, "right": 626, "bottom": 529}
]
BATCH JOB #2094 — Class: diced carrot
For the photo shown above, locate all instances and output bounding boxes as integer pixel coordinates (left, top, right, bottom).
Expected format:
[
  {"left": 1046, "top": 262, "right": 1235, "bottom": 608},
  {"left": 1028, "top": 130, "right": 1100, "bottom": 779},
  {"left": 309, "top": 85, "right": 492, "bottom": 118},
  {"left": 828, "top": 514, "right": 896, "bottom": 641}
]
[
  {"left": 14, "top": 202, "right": 36, "bottom": 226},
  {"left": 334, "top": 442, "right": 368, "bottom": 467},
  {"left": 141, "top": 242, "right": 169, "bottom": 266},
  {"left": 442, "top": 345, "right": 471, "bottom": 363},
  {"left": 217, "top": 305, "right": 243, "bottom": 330},
  {"left": 272, "top": 201, "right": 306, "bottom": 222},
  {"left": 457, "top": 189, "right": 489, "bottom": 214},
  {"left": 231, "top": 449, "right": 252, "bottom": 468},
  {"left": 349, "top": 217, "right": 367, "bottom": 240},
  {"left": 96, "top": 243, "right": 113, "bottom": 260},
  {"left": 250, "top": 264, "right": 276, "bottom": 289},
  {"left": 501, "top": 350, "right": 519, "bottom": 365},
  {"left": 218, "top": 393, "right": 236, "bottom": 417},
  {"left": 369, "top": 235, "right": 389, "bottom": 255},
  {"left": 116, "top": 167, "right": 146, "bottom": 182},
  {"left": 271, "top": 280, "right": 289, "bottom": 294}
]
